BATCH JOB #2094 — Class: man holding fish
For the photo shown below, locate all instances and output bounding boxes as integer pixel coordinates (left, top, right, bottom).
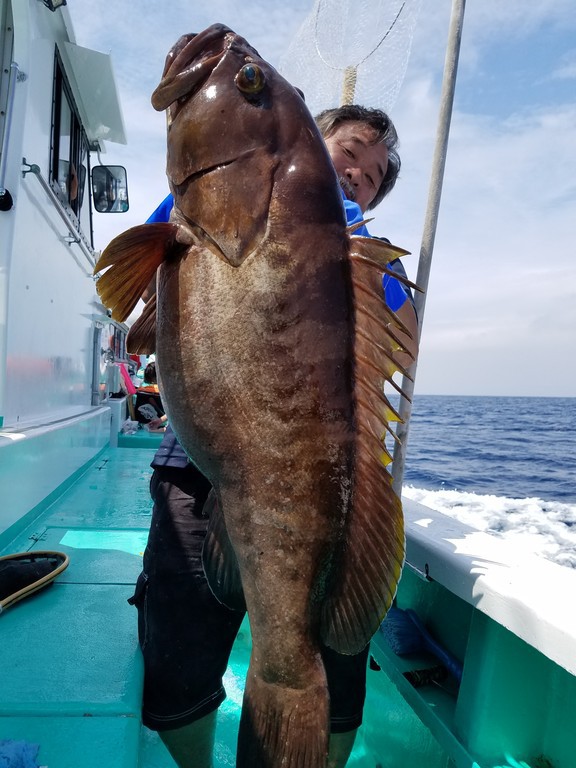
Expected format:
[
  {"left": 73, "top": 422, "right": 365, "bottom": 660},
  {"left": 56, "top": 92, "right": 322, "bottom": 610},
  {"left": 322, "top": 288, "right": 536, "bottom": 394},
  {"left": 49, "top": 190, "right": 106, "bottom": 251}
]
[{"left": 97, "top": 24, "right": 418, "bottom": 768}]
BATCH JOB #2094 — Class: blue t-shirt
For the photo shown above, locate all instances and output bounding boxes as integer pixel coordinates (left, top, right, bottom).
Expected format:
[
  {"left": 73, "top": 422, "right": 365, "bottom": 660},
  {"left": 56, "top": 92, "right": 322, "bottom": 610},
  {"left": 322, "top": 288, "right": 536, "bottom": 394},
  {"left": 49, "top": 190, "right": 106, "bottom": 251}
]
[{"left": 146, "top": 194, "right": 174, "bottom": 224}]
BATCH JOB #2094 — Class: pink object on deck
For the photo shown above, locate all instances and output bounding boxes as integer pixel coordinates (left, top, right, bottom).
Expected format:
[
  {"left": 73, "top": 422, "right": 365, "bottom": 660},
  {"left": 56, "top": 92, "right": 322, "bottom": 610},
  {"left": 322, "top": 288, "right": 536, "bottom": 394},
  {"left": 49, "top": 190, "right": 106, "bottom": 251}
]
[{"left": 119, "top": 363, "right": 137, "bottom": 395}]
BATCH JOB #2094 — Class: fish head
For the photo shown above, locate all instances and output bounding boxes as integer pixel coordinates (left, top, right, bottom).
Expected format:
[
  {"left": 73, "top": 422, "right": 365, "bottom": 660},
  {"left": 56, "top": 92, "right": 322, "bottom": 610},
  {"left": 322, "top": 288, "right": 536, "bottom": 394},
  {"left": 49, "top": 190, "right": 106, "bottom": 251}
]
[{"left": 152, "top": 24, "right": 342, "bottom": 265}]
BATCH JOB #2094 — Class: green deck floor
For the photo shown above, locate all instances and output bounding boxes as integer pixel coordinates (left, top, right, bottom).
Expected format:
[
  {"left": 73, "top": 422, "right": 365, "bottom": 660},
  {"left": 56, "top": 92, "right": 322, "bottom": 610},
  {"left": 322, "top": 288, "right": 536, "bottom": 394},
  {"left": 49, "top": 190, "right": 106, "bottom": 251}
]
[
  {"left": 0, "top": 443, "right": 383, "bottom": 767},
  {"left": 0, "top": 446, "right": 155, "bottom": 767}
]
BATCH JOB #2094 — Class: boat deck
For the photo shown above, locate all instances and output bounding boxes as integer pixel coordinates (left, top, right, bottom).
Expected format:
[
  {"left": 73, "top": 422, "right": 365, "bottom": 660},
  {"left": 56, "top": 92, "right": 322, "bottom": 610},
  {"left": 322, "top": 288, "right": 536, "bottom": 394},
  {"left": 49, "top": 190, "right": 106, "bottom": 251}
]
[
  {"left": 0, "top": 438, "right": 382, "bottom": 767},
  {"left": 4, "top": 430, "right": 573, "bottom": 768},
  {"left": 0, "top": 442, "right": 155, "bottom": 766}
]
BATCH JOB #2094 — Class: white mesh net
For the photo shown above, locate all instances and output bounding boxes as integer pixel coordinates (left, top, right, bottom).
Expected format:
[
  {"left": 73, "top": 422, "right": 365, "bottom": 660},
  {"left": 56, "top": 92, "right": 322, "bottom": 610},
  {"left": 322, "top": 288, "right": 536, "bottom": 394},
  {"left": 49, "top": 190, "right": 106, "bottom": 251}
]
[{"left": 278, "top": 0, "right": 423, "bottom": 116}]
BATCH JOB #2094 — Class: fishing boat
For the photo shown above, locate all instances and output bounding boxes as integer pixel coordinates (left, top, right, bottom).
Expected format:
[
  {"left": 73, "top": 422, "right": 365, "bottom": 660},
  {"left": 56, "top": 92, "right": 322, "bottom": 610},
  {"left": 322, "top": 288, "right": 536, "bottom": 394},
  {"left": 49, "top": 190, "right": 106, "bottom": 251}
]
[{"left": 0, "top": 2, "right": 574, "bottom": 768}]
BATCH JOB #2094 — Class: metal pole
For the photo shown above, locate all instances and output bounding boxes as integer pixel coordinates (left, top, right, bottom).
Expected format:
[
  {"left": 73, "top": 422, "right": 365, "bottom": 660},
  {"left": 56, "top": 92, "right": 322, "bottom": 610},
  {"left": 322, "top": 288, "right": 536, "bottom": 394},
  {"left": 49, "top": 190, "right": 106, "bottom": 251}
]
[{"left": 392, "top": 0, "right": 466, "bottom": 495}]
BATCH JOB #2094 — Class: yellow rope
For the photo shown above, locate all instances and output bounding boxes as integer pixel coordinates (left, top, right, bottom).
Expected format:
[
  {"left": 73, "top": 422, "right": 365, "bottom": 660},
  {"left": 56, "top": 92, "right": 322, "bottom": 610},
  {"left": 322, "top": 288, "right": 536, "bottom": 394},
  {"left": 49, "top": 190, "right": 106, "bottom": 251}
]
[{"left": 341, "top": 65, "right": 358, "bottom": 105}]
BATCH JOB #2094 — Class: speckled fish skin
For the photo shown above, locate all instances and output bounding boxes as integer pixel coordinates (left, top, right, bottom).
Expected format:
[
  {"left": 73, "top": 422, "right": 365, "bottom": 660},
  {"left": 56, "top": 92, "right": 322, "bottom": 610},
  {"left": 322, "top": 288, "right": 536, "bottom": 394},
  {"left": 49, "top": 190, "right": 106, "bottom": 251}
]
[
  {"left": 94, "top": 23, "right": 407, "bottom": 768},
  {"left": 154, "top": 28, "right": 350, "bottom": 766}
]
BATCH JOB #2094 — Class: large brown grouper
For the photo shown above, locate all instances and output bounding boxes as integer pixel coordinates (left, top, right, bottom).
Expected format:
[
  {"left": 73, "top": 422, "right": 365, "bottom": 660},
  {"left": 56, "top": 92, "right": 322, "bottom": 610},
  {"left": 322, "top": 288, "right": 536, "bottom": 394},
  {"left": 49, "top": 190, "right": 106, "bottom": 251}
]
[{"left": 95, "top": 23, "right": 415, "bottom": 768}]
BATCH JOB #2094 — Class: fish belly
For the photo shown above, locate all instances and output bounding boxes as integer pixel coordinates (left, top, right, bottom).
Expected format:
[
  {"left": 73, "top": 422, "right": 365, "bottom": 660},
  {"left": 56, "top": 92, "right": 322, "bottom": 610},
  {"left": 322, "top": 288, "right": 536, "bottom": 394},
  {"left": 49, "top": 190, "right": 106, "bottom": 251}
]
[{"left": 157, "top": 239, "right": 353, "bottom": 767}]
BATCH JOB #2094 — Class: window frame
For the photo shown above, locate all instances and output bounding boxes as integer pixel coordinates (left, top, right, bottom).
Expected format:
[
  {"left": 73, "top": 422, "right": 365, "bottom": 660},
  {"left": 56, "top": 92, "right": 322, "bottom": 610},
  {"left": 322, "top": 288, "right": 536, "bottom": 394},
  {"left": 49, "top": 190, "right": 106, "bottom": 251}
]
[{"left": 50, "top": 50, "right": 93, "bottom": 245}]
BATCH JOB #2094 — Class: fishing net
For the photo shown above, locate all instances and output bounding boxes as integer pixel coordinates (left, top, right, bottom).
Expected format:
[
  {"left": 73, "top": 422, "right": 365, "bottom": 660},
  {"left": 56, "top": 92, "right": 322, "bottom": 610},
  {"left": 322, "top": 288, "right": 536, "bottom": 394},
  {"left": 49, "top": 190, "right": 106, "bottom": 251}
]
[{"left": 279, "top": 0, "right": 423, "bottom": 115}]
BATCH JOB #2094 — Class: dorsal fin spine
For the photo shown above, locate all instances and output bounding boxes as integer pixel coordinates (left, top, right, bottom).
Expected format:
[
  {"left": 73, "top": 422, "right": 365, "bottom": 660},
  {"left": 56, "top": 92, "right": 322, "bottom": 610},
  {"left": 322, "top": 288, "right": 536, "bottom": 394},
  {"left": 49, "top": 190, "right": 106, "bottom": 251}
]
[
  {"left": 352, "top": 278, "right": 411, "bottom": 337},
  {"left": 355, "top": 375, "right": 403, "bottom": 422},
  {"left": 355, "top": 326, "right": 413, "bottom": 381}
]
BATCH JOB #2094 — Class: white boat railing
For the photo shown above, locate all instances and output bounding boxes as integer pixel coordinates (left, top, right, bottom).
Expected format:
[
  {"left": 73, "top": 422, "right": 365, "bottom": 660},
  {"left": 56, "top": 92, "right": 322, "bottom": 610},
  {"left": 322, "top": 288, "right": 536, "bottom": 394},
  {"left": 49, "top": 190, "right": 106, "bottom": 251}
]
[{"left": 21, "top": 157, "right": 96, "bottom": 275}]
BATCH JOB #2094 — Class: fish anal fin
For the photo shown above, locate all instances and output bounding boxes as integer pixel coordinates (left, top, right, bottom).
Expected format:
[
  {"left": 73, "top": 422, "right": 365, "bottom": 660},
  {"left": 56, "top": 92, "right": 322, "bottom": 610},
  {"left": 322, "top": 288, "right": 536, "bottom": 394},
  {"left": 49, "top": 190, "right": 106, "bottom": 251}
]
[
  {"left": 202, "top": 491, "right": 246, "bottom": 612},
  {"left": 94, "top": 223, "right": 179, "bottom": 322},
  {"left": 126, "top": 293, "right": 157, "bottom": 355},
  {"left": 238, "top": 671, "right": 328, "bottom": 768}
]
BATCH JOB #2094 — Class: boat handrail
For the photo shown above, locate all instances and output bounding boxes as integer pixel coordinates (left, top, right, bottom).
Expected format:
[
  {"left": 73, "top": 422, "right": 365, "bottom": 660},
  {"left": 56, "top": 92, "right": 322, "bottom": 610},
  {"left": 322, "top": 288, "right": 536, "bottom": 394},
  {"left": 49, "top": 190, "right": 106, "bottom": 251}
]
[{"left": 21, "top": 157, "right": 96, "bottom": 274}]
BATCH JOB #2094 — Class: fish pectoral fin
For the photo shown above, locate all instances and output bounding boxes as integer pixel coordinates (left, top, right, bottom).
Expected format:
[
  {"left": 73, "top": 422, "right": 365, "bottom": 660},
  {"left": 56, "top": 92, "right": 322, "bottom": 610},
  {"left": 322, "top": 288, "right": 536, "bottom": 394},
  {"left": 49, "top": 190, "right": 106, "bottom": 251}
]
[
  {"left": 126, "top": 293, "right": 157, "bottom": 355},
  {"left": 202, "top": 491, "right": 246, "bottom": 611},
  {"left": 93, "top": 223, "right": 179, "bottom": 322}
]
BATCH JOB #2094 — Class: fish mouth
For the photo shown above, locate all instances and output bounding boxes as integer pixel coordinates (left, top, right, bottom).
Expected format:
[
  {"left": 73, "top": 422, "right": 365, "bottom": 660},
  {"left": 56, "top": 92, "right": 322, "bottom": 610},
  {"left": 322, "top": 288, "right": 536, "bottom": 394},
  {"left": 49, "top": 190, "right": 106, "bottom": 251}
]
[
  {"left": 151, "top": 24, "right": 235, "bottom": 112},
  {"left": 182, "top": 158, "right": 235, "bottom": 187}
]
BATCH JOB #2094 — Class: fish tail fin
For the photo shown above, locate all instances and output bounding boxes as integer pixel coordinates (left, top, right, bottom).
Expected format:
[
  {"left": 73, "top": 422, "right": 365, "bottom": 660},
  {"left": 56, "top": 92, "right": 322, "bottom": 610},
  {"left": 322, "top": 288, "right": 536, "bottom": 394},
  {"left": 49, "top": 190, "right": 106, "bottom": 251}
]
[
  {"left": 237, "top": 669, "right": 328, "bottom": 768},
  {"left": 93, "top": 223, "right": 179, "bottom": 322}
]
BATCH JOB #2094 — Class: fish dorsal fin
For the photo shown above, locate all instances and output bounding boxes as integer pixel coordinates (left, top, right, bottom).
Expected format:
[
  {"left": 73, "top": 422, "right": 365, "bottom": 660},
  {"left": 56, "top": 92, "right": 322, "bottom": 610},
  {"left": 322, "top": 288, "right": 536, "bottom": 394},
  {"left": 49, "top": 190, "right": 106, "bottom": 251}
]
[
  {"left": 346, "top": 218, "right": 374, "bottom": 234},
  {"left": 94, "top": 223, "right": 179, "bottom": 322},
  {"left": 126, "top": 293, "right": 157, "bottom": 355},
  {"left": 202, "top": 491, "right": 246, "bottom": 612},
  {"left": 321, "top": 236, "right": 409, "bottom": 654}
]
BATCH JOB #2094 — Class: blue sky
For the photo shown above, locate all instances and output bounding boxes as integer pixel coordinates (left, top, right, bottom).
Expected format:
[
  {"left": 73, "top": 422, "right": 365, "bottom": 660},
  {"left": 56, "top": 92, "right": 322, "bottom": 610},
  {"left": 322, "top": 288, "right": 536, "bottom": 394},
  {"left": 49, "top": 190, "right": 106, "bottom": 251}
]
[{"left": 69, "top": 0, "right": 576, "bottom": 397}]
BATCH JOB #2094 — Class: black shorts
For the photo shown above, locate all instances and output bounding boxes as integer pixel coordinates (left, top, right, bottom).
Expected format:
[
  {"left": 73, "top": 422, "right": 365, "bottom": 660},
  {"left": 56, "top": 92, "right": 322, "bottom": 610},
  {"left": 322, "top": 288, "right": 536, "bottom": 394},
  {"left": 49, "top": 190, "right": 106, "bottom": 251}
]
[{"left": 130, "top": 465, "right": 368, "bottom": 733}]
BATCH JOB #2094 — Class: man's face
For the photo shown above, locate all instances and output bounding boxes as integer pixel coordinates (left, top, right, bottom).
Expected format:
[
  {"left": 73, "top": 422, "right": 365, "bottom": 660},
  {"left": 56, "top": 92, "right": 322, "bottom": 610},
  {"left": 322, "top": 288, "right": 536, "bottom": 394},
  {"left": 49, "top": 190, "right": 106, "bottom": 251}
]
[{"left": 323, "top": 122, "right": 389, "bottom": 213}]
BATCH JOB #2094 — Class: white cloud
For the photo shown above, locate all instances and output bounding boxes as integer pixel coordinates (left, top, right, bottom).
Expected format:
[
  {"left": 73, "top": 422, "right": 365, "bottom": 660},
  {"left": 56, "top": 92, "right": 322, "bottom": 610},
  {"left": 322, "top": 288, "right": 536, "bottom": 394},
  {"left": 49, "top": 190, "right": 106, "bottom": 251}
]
[
  {"left": 550, "top": 57, "right": 576, "bottom": 82},
  {"left": 72, "top": 0, "right": 576, "bottom": 396}
]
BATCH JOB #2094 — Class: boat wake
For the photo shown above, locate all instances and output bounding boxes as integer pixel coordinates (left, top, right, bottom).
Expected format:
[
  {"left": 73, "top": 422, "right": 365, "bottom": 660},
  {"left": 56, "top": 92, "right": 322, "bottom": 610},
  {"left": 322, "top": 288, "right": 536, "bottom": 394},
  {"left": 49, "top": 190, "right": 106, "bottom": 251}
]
[{"left": 403, "top": 485, "right": 576, "bottom": 570}]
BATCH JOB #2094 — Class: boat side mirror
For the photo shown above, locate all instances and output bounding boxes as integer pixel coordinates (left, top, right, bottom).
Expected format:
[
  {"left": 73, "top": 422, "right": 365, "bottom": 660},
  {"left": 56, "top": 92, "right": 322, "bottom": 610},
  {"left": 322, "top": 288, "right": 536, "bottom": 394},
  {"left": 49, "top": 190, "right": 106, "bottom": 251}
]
[{"left": 92, "top": 165, "right": 129, "bottom": 213}]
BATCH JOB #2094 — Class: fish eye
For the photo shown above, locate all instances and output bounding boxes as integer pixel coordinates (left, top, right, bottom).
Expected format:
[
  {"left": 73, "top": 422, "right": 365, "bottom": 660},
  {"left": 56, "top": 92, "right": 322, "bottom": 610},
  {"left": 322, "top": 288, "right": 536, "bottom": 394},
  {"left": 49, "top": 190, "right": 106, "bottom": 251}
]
[{"left": 235, "top": 64, "right": 265, "bottom": 94}]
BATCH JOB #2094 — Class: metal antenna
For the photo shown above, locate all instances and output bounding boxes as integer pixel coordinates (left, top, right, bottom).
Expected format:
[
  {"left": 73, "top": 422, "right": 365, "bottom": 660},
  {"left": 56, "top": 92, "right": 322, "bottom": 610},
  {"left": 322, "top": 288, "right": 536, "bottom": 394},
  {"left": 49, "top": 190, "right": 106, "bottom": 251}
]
[{"left": 392, "top": 0, "right": 467, "bottom": 495}]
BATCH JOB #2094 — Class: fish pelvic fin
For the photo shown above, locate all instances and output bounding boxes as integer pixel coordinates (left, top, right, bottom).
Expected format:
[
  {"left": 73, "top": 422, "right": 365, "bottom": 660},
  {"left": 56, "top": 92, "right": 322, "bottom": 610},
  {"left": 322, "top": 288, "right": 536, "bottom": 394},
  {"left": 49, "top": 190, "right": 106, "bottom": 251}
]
[
  {"left": 93, "top": 223, "right": 179, "bottom": 322},
  {"left": 237, "top": 669, "right": 329, "bottom": 768},
  {"left": 202, "top": 491, "right": 246, "bottom": 612},
  {"left": 126, "top": 293, "right": 157, "bottom": 355},
  {"left": 320, "top": 237, "right": 409, "bottom": 655}
]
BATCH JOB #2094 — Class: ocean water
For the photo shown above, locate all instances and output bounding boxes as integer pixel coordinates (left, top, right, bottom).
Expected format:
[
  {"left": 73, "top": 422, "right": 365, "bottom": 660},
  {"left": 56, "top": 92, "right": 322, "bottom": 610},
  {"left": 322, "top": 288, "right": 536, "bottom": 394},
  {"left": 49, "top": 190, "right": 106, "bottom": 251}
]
[
  {"left": 140, "top": 396, "right": 575, "bottom": 767},
  {"left": 396, "top": 395, "right": 576, "bottom": 569}
]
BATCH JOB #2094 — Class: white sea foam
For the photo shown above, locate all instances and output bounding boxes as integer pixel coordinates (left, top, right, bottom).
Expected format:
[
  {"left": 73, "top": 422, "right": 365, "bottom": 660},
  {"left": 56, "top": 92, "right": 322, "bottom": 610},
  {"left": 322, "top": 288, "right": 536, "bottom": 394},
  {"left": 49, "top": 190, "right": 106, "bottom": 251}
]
[{"left": 403, "top": 486, "right": 576, "bottom": 570}]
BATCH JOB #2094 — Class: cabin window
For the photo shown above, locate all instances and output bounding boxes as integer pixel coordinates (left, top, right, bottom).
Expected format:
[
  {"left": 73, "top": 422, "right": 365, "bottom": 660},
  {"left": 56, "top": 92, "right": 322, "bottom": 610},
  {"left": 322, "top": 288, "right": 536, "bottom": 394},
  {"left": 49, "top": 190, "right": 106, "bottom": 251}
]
[{"left": 50, "top": 52, "right": 92, "bottom": 241}]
